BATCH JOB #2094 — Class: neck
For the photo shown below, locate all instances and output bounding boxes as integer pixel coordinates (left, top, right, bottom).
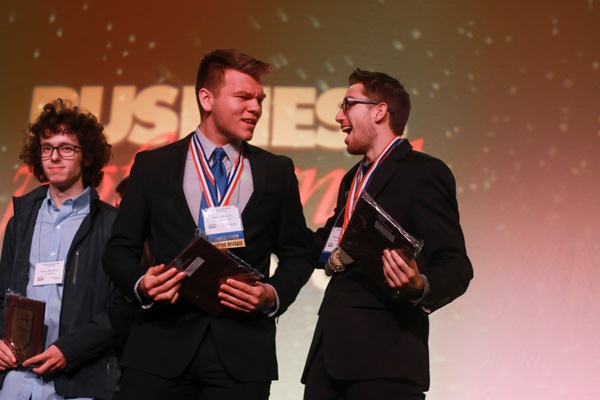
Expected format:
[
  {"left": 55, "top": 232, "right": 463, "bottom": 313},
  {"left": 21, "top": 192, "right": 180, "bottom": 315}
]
[
  {"left": 363, "top": 151, "right": 378, "bottom": 164},
  {"left": 48, "top": 182, "right": 85, "bottom": 209},
  {"left": 199, "top": 122, "right": 234, "bottom": 147},
  {"left": 364, "top": 133, "right": 400, "bottom": 163}
]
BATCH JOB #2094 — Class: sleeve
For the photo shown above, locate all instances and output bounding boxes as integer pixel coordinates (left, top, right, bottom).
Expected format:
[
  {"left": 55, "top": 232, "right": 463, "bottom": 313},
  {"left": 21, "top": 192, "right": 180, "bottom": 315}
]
[
  {"left": 0, "top": 217, "right": 16, "bottom": 335},
  {"left": 103, "top": 151, "right": 153, "bottom": 300},
  {"left": 263, "top": 157, "right": 316, "bottom": 316},
  {"left": 412, "top": 159, "right": 473, "bottom": 313}
]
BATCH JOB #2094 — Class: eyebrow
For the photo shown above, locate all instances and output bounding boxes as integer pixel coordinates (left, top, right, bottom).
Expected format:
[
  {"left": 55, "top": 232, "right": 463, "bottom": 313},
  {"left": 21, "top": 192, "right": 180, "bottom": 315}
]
[
  {"left": 234, "top": 90, "right": 267, "bottom": 100},
  {"left": 40, "top": 139, "right": 79, "bottom": 146}
]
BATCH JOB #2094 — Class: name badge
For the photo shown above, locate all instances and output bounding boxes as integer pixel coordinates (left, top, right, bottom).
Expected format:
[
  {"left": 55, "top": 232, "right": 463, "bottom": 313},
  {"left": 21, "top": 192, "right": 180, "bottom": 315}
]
[
  {"left": 202, "top": 205, "right": 246, "bottom": 249},
  {"left": 319, "top": 227, "right": 342, "bottom": 263},
  {"left": 33, "top": 260, "right": 65, "bottom": 286}
]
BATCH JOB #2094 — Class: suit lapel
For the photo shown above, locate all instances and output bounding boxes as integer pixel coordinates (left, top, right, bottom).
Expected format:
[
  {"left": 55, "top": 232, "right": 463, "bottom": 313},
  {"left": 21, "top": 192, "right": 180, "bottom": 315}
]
[
  {"left": 364, "top": 138, "right": 412, "bottom": 199},
  {"left": 239, "top": 142, "right": 265, "bottom": 222},
  {"left": 170, "top": 133, "right": 198, "bottom": 233}
]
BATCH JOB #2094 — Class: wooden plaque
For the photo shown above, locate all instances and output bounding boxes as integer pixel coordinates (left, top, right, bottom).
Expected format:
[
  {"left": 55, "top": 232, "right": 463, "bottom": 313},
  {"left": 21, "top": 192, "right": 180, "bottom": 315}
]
[{"left": 4, "top": 294, "right": 45, "bottom": 364}]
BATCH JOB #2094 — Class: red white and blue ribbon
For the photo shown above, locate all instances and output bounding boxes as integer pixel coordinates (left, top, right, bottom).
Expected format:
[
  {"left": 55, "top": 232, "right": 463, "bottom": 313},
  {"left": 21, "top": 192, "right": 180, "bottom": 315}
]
[
  {"left": 339, "top": 136, "right": 402, "bottom": 241},
  {"left": 190, "top": 135, "right": 244, "bottom": 228}
]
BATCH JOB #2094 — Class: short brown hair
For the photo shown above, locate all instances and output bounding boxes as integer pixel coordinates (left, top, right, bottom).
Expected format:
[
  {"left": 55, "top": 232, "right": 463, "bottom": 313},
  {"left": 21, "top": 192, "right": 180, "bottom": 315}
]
[
  {"left": 21, "top": 98, "right": 112, "bottom": 188},
  {"left": 195, "top": 49, "right": 273, "bottom": 117},
  {"left": 349, "top": 69, "right": 411, "bottom": 135}
]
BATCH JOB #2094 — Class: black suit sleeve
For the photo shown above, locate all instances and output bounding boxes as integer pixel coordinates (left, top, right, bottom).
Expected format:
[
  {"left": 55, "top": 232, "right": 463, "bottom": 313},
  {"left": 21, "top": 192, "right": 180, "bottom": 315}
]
[
  {"left": 412, "top": 158, "right": 473, "bottom": 312},
  {"left": 0, "top": 217, "right": 16, "bottom": 336},
  {"left": 103, "top": 151, "right": 154, "bottom": 300},
  {"left": 264, "top": 156, "right": 315, "bottom": 315}
]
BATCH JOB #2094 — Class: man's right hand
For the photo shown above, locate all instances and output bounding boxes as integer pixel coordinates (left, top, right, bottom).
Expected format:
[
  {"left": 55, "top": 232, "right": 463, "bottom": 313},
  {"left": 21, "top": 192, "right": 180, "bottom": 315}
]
[
  {"left": 0, "top": 339, "right": 17, "bottom": 371},
  {"left": 140, "top": 264, "right": 186, "bottom": 304}
]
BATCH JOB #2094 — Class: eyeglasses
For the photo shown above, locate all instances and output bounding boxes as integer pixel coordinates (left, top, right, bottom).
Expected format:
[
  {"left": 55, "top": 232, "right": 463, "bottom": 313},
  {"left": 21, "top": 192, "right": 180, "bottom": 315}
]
[
  {"left": 40, "top": 144, "right": 82, "bottom": 159},
  {"left": 341, "top": 97, "right": 379, "bottom": 114}
]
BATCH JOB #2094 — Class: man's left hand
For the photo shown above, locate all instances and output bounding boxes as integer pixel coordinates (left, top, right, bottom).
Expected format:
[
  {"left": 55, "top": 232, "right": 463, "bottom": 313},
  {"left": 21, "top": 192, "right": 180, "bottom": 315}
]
[
  {"left": 219, "top": 279, "right": 275, "bottom": 313},
  {"left": 22, "top": 344, "right": 67, "bottom": 375},
  {"left": 382, "top": 249, "right": 424, "bottom": 299}
]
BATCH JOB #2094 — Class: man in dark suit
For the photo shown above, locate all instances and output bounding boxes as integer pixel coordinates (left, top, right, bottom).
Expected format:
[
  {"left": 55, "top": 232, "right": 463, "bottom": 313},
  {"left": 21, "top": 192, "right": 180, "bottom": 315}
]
[
  {"left": 302, "top": 69, "right": 473, "bottom": 399},
  {"left": 103, "top": 49, "right": 314, "bottom": 400}
]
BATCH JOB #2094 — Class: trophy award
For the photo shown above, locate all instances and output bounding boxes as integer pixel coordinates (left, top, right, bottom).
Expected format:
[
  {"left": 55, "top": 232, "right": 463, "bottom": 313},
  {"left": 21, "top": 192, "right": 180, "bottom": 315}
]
[
  {"left": 169, "top": 236, "right": 264, "bottom": 316},
  {"left": 339, "top": 191, "right": 424, "bottom": 294},
  {"left": 3, "top": 293, "right": 45, "bottom": 364}
]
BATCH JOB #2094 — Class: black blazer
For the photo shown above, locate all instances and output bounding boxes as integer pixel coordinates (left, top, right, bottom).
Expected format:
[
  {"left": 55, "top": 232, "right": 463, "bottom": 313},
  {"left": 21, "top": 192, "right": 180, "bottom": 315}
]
[
  {"left": 303, "top": 139, "right": 473, "bottom": 389},
  {"left": 103, "top": 133, "right": 314, "bottom": 381}
]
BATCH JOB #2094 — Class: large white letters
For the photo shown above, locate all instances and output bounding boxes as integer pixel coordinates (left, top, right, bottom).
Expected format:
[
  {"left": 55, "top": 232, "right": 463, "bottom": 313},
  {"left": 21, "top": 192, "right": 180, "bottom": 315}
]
[
  {"left": 30, "top": 84, "right": 348, "bottom": 149},
  {"left": 128, "top": 85, "right": 179, "bottom": 145}
]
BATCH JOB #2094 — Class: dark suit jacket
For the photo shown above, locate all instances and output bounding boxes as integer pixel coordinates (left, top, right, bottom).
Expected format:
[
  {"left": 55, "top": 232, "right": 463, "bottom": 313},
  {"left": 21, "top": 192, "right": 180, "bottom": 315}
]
[
  {"left": 103, "top": 133, "right": 314, "bottom": 381},
  {"left": 303, "top": 139, "right": 473, "bottom": 390}
]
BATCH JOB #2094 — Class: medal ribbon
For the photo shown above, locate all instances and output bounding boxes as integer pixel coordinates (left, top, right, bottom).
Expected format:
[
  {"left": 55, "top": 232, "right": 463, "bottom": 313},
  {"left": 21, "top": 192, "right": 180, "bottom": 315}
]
[
  {"left": 190, "top": 135, "right": 244, "bottom": 227},
  {"left": 339, "top": 136, "right": 402, "bottom": 241}
]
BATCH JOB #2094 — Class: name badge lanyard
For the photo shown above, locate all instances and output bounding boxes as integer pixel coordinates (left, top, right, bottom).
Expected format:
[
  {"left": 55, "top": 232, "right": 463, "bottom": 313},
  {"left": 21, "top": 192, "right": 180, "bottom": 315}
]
[
  {"left": 190, "top": 135, "right": 244, "bottom": 231},
  {"left": 339, "top": 136, "right": 402, "bottom": 242}
]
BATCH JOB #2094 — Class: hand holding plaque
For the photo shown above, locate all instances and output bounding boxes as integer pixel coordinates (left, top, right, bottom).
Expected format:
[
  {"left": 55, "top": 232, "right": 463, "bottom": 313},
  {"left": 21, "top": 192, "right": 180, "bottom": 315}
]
[
  {"left": 169, "top": 236, "right": 264, "bottom": 316},
  {"left": 339, "top": 191, "right": 424, "bottom": 295},
  {"left": 3, "top": 293, "right": 45, "bottom": 365}
]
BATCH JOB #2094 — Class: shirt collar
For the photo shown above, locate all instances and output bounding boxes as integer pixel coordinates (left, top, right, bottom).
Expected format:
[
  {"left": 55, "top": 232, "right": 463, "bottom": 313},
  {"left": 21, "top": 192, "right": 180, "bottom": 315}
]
[
  {"left": 45, "top": 186, "right": 92, "bottom": 213},
  {"left": 194, "top": 126, "right": 241, "bottom": 162}
]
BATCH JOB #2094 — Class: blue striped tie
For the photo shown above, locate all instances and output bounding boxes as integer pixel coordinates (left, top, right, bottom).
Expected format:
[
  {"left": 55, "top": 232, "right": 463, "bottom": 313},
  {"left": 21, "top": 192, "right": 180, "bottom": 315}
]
[{"left": 211, "top": 148, "right": 227, "bottom": 200}]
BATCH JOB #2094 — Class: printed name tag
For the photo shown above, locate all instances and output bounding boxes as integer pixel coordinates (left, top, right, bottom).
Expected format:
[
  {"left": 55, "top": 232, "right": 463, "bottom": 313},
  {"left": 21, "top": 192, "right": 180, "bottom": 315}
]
[
  {"left": 319, "top": 227, "right": 342, "bottom": 263},
  {"left": 202, "top": 205, "right": 246, "bottom": 249},
  {"left": 33, "top": 260, "right": 65, "bottom": 286}
]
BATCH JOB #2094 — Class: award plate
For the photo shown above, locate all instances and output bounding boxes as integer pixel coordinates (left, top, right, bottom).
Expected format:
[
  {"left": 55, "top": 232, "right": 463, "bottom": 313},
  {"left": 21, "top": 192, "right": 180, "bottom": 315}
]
[
  {"left": 339, "top": 191, "right": 424, "bottom": 293},
  {"left": 3, "top": 294, "right": 45, "bottom": 364},
  {"left": 169, "top": 236, "right": 264, "bottom": 316}
]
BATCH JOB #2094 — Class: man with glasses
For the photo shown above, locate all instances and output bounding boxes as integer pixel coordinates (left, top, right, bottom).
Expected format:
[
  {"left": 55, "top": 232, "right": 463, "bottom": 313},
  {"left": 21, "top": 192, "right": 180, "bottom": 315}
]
[
  {"left": 302, "top": 69, "right": 473, "bottom": 399},
  {"left": 0, "top": 99, "right": 129, "bottom": 399}
]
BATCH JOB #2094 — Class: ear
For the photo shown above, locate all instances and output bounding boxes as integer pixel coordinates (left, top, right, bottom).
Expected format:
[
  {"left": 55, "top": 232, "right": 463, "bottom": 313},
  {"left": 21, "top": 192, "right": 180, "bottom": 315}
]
[
  {"left": 83, "top": 158, "right": 92, "bottom": 167},
  {"left": 372, "top": 103, "right": 389, "bottom": 123},
  {"left": 198, "top": 88, "right": 213, "bottom": 113}
]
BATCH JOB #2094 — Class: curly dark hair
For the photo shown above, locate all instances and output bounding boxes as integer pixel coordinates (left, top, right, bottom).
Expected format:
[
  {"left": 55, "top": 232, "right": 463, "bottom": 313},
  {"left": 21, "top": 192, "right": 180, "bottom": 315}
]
[
  {"left": 20, "top": 98, "right": 112, "bottom": 188},
  {"left": 349, "top": 68, "right": 411, "bottom": 135}
]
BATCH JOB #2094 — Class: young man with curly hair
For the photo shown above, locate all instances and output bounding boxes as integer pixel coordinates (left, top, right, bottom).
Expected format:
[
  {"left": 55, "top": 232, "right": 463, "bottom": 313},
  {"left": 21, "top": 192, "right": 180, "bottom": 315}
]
[{"left": 0, "top": 99, "right": 128, "bottom": 400}]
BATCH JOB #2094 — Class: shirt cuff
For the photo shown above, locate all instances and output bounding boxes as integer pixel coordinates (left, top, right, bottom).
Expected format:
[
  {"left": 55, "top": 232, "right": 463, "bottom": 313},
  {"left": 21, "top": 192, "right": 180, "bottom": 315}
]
[
  {"left": 409, "top": 274, "right": 432, "bottom": 314},
  {"left": 134, "top": 276, "right": 154, "bottom": 310},
  {"left": 262, "top": 283, "right": 280, "bottom": 317}
]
